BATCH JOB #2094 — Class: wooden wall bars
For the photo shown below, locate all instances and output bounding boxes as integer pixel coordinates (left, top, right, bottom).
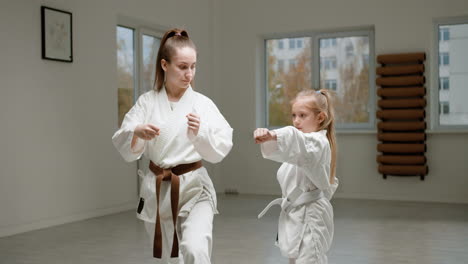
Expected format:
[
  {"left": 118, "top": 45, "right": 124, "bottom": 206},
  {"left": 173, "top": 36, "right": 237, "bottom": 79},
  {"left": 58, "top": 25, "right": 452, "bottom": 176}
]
[{"left": 376, "top": 52, "right": 428, "bottom": 180}]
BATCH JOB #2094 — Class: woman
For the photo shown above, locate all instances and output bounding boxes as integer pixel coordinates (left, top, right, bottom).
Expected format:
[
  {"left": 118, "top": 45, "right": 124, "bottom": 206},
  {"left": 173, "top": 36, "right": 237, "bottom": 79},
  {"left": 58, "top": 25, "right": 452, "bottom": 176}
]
[{"left": 112, "top": 28, "right": 233, "bottom": 264}]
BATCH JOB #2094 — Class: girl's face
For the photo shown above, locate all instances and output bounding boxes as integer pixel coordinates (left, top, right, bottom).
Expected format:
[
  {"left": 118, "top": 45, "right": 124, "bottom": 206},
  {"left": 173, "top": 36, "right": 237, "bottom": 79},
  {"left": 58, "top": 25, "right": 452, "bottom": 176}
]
[
  {"left": 291, "top": 97, "right": 325, "bottom": 133},
  {"left": 162, "top": 46, "right": 197, "bottom": 90}
]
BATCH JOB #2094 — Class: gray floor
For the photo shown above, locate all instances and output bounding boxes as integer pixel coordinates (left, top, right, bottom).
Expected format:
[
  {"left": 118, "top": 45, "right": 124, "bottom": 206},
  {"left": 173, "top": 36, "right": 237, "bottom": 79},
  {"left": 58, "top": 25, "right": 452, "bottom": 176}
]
[{"left": 1, "top": 195, "right": 468, "bottom": 264}]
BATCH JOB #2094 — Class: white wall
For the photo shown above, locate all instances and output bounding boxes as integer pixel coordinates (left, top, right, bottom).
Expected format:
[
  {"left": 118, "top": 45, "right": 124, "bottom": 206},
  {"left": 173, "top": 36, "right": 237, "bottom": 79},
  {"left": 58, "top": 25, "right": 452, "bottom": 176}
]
[
  {"left": 212, "top": 0, "right": 468, "bottom": 203},
  {"left": 2, "top": 0, "right": 468, "bottom": 238},
  {"left": 0, "top": 0, "right": 214, "bottom": 237}
]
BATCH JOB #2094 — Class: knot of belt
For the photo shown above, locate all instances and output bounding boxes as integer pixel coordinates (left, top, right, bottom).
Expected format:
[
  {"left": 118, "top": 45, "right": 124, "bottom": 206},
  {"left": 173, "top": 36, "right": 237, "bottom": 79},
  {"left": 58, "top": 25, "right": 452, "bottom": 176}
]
[
  {"left": 149, "top": 160, "right": 202, "bottom": 259},
  {"left": 257, "top": 187, "right": 324, "bottom": 219}
]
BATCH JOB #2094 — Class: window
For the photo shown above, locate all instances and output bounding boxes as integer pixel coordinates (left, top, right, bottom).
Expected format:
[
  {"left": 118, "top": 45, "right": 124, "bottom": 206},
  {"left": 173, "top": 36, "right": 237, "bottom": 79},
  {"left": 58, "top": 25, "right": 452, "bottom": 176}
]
[
  {"left": 324, "top": 79, "right": 338, "bottom": 91},
  {"left": 289, "top": 38, "right": 296, "bottom": 49},
  {"left": 440, "top": 102, "right": 450, "bottom": 114},
  {"left": 265, "top": 30, "right": 374, "bottom": 129},
  {"left": 141, "top": 34, "right": 160, "bottom": 93},
  {"left": 439, "top": 52, "right": 450, "bottom": 66},
  {"left": 278, "top": 40, "right": 284, "bottom": 50},
  {"left": 320, "top": 57, "right": 337, "bottom": 70},
  {"left": 320, "top": 36, "right": 371, "bottom": 125},
  {"left": 297, "top": 39, "right": 303, "bottom": 48},
  {"left": 320, "top": 39, "right": 329, "bottom": 48},
  {"left": 320, "top": 38, "right": 337, "bottom": 48},
  {"left": 439, "top": 77, "right": 449, "bottom": 90},
  {"left": 116, "top": 23, "right": 163, "bottom": 127},
  {"left": 439, "top": 27, "right": 450, "bottom": 41},
  {"left": 266, "top": 37, "right": 312, "bottom": 126},
  {"left": 435, "top": 19, "right": 468, "bottom": 128},
  {"left": 117, "top": 26, "right": 135, "bottom": 127}
]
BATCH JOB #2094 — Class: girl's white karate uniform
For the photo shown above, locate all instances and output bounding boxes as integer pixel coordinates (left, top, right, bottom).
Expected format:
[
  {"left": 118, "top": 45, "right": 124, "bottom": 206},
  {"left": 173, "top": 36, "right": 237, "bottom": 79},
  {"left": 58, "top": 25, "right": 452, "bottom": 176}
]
[
  {"left": 259, "top": 126, "right": 338, "bottom": 264},
  {"left": 112, "top": 86, "right": 233, "bottom": 264}
]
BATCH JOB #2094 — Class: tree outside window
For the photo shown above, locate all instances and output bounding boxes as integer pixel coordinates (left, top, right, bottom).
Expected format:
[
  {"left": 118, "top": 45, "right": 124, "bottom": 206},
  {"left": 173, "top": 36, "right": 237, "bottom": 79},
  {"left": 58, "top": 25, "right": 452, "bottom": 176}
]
[{"left": 266, "top": 33, "right": 372, "bottom": 128}]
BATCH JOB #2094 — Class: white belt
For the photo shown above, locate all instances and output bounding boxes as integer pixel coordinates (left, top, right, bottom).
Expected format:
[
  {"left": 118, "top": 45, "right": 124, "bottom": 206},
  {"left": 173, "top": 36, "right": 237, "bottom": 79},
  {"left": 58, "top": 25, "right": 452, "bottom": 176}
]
[{"left": 258, "top": 187, "right": 324, "bottom": 219}]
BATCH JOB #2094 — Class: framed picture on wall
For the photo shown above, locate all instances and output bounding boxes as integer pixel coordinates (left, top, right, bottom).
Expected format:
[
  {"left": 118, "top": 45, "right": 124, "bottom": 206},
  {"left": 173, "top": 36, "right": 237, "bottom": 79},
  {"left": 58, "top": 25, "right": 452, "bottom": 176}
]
[{"left": 41, "top": 6, "right": 73, "bottom": 62}]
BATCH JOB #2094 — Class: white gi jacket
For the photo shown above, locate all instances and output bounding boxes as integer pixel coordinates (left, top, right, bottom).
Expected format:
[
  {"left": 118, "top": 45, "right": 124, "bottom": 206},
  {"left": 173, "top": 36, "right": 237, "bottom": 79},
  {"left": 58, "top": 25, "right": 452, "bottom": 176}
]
[
  {"left": 260, "top": 126, "right": 338, "bottom": 259},
  {"left": 112, "top": 86, "right": 233, "bottom": 222}
]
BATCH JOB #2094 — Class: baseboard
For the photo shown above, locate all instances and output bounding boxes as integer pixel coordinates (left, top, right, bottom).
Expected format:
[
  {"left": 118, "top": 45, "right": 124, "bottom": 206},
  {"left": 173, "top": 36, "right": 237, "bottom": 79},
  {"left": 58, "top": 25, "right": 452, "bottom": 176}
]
[
  {"left": 334, "top": 192, "right": 468, "bottom": 204},
  {"left": 0, "top": 201, "right": 135, "bottom": 238},
  {"left": 215, "top": 190, "right": 468, "bottom": 204}
]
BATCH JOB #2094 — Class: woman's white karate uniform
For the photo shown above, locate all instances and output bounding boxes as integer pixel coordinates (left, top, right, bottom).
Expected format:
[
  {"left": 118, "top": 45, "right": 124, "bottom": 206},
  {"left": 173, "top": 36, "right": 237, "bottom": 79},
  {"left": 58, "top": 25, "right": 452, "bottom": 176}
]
[
  {"left": 259, "top": 126, "right": 338, "bottom": 264},
  {"left": 112, "top": 86, "right": 233, "bottom": 264}
]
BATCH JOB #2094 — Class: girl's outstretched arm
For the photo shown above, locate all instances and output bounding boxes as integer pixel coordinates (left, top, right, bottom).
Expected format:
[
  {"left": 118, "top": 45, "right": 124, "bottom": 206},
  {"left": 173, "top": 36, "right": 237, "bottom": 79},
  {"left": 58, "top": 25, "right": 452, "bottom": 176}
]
[{"left": 255, "top": 126, "right": 332, "bottom": 190}]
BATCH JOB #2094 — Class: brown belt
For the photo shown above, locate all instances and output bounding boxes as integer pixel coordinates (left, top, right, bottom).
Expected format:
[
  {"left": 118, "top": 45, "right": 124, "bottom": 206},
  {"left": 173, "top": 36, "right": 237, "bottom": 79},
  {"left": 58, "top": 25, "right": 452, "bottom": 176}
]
[{"left": 149, "top": 160, "right": 203, "bottom": 259}]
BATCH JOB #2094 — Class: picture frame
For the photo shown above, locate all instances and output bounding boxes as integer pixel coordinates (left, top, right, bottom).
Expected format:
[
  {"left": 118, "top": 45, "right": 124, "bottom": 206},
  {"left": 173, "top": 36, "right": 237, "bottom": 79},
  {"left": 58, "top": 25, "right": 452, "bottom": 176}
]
[{"left": 41, "top": 6, "right": 73, "bottom": 62}]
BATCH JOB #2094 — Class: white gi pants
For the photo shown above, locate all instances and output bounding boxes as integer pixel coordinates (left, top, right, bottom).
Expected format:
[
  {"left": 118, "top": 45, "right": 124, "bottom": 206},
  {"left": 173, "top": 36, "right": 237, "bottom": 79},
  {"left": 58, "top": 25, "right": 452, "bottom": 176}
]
[
  {"left": 145, "top": 198, "right": 214, "bottom": 264},
  {"left": 288, "top": 227, "right": 328, "bottom": 264}
]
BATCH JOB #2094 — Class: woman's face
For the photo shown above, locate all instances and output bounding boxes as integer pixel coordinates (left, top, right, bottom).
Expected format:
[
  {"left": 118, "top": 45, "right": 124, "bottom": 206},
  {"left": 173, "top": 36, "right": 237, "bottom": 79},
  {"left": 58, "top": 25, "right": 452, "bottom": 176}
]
[
  {"left": 162, "top": 46, "right": 197, "bottom": 90},
  {"left": 291, "top": 97, "right": 324, "bottom": 133}
]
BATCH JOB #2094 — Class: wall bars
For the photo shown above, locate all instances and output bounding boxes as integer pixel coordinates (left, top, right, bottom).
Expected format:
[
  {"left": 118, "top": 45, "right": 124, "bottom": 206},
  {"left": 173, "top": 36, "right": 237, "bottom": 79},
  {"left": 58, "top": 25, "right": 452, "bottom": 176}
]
[{"left": 376, "top": 52, "right": 429, "bottom": 180}]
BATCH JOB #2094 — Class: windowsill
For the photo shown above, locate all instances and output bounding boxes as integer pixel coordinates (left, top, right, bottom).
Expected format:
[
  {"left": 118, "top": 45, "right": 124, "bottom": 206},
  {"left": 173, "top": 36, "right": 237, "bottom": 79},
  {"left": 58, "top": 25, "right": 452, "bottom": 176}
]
[
  {"left": 426, "top": 130, "right": 468, "bottom": 134},
  {"left": 336, "top": 130, "right": 377, "bottom": 134},
  {"left": 269, "top": 127, "right": 468, "bottom": 135},
  {"left": 336, "top": 130, "right": 468, "bottom": 135}
]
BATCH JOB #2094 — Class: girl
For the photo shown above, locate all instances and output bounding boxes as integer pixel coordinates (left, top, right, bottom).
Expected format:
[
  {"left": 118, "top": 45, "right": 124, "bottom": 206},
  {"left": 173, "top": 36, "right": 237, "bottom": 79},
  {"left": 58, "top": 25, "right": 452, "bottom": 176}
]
[
  {"left": 254, "top": 89, "right": 338, "bottom": 264},
  {"left": 112, "top": 28, "right": 233, "bottom": 264}
]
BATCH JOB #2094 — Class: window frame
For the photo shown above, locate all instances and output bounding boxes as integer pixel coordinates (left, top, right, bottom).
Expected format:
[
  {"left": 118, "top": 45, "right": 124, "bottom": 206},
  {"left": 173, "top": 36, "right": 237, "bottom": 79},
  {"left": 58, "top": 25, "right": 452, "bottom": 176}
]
[
  {"left": 117, "top": 16, "right": 168, "bottom": 194},
  {"left": 431, "top": 16, "right": 468, "bottom": 131},
  {"left": 117, "top": 16, "right": 167, "bottom": 104},
  {"left": 259, "top": 27, "right": 375, "bottom": 131},
  {"left": 138, "top": 28, "right": 165, "bottom": 96},
  {"left": 116, "top": 24, "right": 138, "bottom": 104},
  {"left": 315, "top": 30, "right": 375, "bottom": 130}
]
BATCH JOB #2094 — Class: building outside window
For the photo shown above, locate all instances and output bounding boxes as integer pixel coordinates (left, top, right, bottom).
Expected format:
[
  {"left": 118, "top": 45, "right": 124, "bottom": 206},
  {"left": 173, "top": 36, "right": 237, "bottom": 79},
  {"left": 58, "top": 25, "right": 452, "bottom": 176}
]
[
  {"left": 436, "top": 21, "right": 468, "bottom": 127},
  {"left": 265, "top": 30, "right": 373, "bottom": 129}
]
